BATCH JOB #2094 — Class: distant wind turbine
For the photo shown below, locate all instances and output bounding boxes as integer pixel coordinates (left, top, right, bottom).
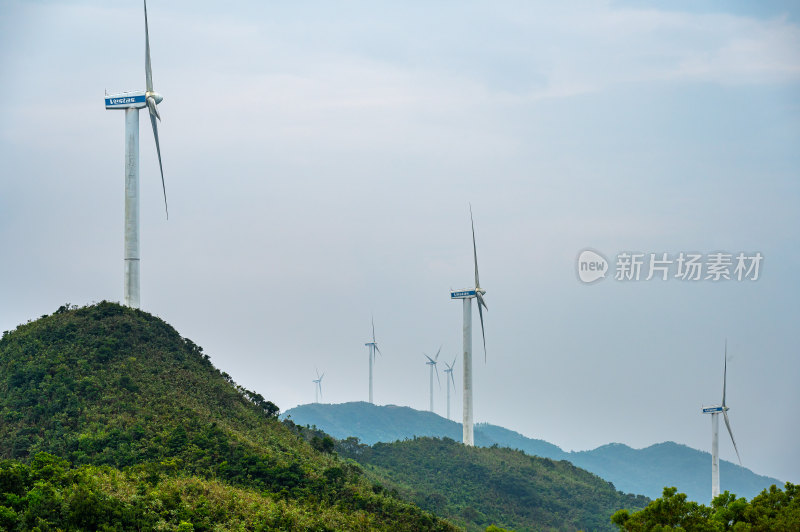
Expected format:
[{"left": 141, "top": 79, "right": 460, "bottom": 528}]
[
  {"left": 443, "top": 357, "right": 457, "bottom": 420},
  {"left": 702, "top": 341, "right": 742, "bottom": 500},
  {"left": 450, "top": 205, "right": 488, "bottom": 446},
  {"left": 364, "top": 317, "right": 382, "bottom": 403},
  {"left": 424, "top": 347, "right": 442, "bottom": 413},
  {"left": 312, "top": 369, "right": 324, "bottom": 404},
  {"left": 104, "top": 0, "right": 169, "bottom": 309}
]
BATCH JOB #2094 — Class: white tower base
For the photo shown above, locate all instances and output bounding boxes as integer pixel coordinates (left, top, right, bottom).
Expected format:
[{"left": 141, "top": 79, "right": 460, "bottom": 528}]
[
  {"left": 446, "top": 377, "right": 451, "bottom": 420},
  {"left": 368, "top": 344, "right": 374, "bottom": 404},
  {"left": 123, "top": 108, "right": 140, "bottom": 309},
  {"left": 711, "top": 412, "right": 720, "bottom": 499},
  {"left": 429, "top": 364, "right": 435, "bottom": 412},
  {"left": 462, "top": 297, "right": 473, "bottom": 446}
]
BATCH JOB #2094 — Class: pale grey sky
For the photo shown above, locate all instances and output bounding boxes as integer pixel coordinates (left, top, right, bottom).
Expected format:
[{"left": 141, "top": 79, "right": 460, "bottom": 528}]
[{"left": 1, "top": 0, "right": 798, "bottom": 488}]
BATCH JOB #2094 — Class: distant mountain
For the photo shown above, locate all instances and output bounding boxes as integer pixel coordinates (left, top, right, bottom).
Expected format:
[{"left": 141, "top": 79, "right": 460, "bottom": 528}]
[
  {"left": 567, "top": 441, "right": 778, "bottom": 507},
  {"left": 283, "top": 401, "right": 782, "bottom": 503},
  {"left": 282, "top": 401, "right": 563, "bottom": 457}
]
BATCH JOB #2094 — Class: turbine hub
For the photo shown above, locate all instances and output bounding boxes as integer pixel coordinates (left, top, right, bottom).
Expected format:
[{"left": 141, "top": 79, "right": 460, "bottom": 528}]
[{"left": 147, "top": 91, "right": 163, "bottom": 104}]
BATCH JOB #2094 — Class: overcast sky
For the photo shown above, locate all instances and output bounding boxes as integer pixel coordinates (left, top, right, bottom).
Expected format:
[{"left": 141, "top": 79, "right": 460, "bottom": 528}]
[{"left": 2, "top": 0, "right": 798, "bottom": 489}]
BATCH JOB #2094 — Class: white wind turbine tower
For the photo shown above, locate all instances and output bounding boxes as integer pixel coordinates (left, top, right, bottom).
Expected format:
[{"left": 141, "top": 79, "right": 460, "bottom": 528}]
[
  {"left": 450, "top": 205, "right": 488, "bottom": 446},
  {"left": 364, "top": 317, "right": 382, "bottom": 403},
  {"left": 443, "top": 357, "right": 456, "bottom": 421},
  {"left": 702, "top": 341, "right": 742, "bottom": 500},
  {"left": 312, "top": 369, "right": 325, "bottom": 404},
  {"left": 105, "top": 0, "right": 169, "bottom": 309},
  {"left": 424, "top": 347, "right": 442, "bottom": 413}
]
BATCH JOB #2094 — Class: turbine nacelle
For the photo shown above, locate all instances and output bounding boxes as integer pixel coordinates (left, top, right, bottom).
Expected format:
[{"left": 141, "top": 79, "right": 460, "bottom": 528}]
[
  {"left": 105, "top": 90, "right": 148, "bottom": 110},
  {"left": 105, "top": 90, "right": 164, "bottom": 110},
  {"left": 450, "top": 288, "right": 486, "bottom": 299}
]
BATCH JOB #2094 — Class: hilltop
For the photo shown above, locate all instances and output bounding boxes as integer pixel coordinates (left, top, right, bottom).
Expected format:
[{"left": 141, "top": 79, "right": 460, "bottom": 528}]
[
  {"left": 284, "top": 401, "right": 782, "bottom": 503},
  {"left": 0, "top": 302, "right": 456, "bottom": 530}
]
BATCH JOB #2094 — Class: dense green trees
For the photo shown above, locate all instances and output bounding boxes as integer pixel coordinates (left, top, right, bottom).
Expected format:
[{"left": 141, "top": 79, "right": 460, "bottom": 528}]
[
  {"left": 611, "top": 483, "right": 799, "bottom": 531},
  {"left": 0, "top": 452, "right": 449, "bottom": 531},
  {"left": 337, "top": 436, "right": 649, "bottom": 531},
  {"left": 0, "top": 302, "right": 458, "bottom": 531}
]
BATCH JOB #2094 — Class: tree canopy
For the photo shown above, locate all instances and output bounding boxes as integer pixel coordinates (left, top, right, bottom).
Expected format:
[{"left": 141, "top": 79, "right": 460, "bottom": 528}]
[
  {"left": 611, "top": 483, "right": 799, "bottom": 531},
  {"left": 338, "top": 435, "right": 649, "bottom": 531}
]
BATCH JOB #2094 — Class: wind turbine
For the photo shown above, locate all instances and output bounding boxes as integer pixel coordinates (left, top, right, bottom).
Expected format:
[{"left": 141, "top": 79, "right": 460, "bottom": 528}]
[
  {"left": 364, "top": 317, "right": 382, "bottom": 403},
  {"left": 424, "top": 347, "right": 442, "bottom": 413},
  {"left": 702, "top": 341, "right": 742, "bottom": 500},
  {"left": 312, "top": 369, "right": 325, "bottom": 404},
  {"left": 105, "top": 0, "right": 168, "bottom": 309},
  {"left": 443, "top": 357, "right": 456, "bottom": 420},
  {"left": 450, "top": 205, "right": 488, "bottom": 446}
]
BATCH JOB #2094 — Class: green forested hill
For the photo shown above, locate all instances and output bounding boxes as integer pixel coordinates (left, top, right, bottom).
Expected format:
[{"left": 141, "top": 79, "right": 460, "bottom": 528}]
[
  {"left": 0, "top": 302, "right": 456, "bottom": 531},
  {"left": 338, "top": 436, "right": 650, "bottom": 532}
]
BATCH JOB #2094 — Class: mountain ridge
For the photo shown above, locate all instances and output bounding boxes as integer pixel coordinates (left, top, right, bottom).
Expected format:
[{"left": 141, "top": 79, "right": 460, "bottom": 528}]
[{"left": 283, "top": 401, "right": 782, "bottom": 503}]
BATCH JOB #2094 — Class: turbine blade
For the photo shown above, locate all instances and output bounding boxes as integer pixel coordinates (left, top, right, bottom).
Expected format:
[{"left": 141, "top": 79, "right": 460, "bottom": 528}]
[
  {"left": 452, "top": 356, "right": 457, "bottom": 368},
  {"left": 470, "top": 204, "right": 480, "bottom": 288},
  {"left": 435, "top": 345, "right": 442, "bottom": 361},
  {"left": 425, "top": 354, "right": 435, "bottom": 364},
  {"left": 144, "top": 0, "right": 153, "bottom": 93},
  {"left": 722, "top": 340, "right": 727, "bottom": 407},
  {"left": 476, "top": 290, "right": 488, "bottom": 311},
  {"left": 149, "top": 112, "right": 169, "bottom": 219},
  {"left": 475, "top": 296, "right": 487, "bottom": 361},
  {"left": 723, "top": 410, "right": 741, "bottom": 465},
  {"left": 146, "top": 95, "right": 161, "bottom": 121},
  {"left": 374, "top": 343, "right": 382, "bottom": 357},
  {"left": 450, "top": 371, "right": 456, "bottom": 389},
  {"left": 435, "top": 364, "right": 441, "bottom": 388},
  {"left": 372, "top": 315, "right": 376, "bottom": 343}
]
